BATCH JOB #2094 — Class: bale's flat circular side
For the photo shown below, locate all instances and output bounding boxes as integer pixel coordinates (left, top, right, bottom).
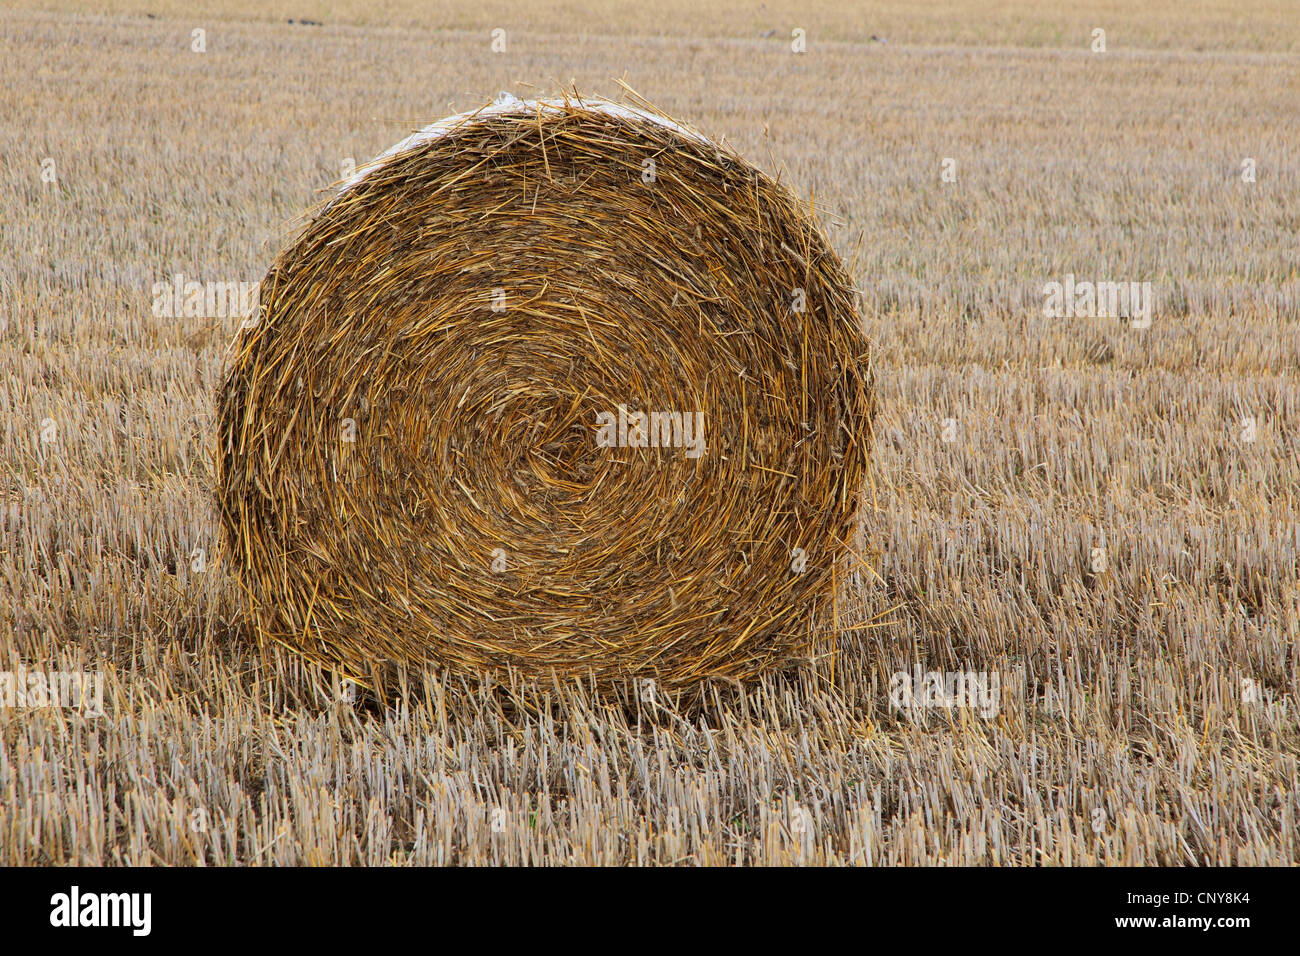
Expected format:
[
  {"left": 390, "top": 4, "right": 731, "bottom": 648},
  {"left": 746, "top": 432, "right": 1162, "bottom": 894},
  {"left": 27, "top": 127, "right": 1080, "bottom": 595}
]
[{"left": 217, "top": 98, "right": 873, "bottom": 690}]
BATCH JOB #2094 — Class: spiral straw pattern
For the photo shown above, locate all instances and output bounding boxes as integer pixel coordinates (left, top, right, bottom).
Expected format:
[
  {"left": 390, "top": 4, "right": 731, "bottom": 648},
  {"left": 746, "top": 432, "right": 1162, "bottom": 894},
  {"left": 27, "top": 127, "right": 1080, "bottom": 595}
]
[{"left": 217, "top": 94, "right": 873, "bottom": 691}]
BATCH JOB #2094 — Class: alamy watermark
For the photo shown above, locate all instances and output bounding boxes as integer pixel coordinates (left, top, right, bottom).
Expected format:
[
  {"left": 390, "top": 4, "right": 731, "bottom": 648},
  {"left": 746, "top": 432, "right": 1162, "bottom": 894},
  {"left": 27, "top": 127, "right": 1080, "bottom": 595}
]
[
  {"left": 1, "top": 666, "right": 105, "bottom": 717},
  {"left": 595, "top": 404, "right": 706, "bottom": 459},
  {"left": 50, "top": 886, "right": 150, "bottom": 936},
  {"left": 151, "top": 273, "right": 259, "bottom": 321},
  {"left": 1042, "top": 274, "right": 1153, "bottom": 328},
  {"left": 890, "top": 668, "right": 1000, "bottom": 718}
]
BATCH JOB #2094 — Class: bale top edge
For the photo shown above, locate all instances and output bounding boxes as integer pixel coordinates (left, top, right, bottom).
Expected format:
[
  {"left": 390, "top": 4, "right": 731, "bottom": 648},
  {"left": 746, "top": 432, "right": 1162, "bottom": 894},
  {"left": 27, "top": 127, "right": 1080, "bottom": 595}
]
[{"left": 335, "top": 91, "right": 713, "bottom": 199}]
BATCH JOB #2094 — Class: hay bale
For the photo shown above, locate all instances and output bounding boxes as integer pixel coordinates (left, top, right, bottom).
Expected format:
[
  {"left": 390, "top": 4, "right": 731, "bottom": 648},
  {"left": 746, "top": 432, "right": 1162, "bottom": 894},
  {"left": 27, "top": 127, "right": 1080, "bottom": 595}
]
[{"left": 217, "top": 93, "right": 873, "bottom": 691}]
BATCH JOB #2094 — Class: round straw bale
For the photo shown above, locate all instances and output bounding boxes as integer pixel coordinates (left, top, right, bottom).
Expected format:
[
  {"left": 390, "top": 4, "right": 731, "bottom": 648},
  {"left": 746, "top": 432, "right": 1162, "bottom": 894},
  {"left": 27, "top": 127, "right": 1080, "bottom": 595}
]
[{"left": 217, "top": 94, "right": 873, "bottom": 691}]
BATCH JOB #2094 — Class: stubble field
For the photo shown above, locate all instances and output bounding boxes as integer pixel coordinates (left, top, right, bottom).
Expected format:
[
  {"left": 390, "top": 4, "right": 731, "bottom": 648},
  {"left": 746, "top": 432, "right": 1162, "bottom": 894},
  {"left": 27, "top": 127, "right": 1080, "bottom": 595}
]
[{"left": 1, "top": 1, "right": 1297, "bottom": 864}]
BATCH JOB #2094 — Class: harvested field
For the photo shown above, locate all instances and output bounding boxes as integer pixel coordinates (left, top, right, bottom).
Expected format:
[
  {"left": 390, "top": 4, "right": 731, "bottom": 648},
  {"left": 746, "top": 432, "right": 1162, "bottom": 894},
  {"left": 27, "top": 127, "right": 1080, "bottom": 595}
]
[{"left": 0, "top": 1, "right": 1297, "bottom": 865}]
